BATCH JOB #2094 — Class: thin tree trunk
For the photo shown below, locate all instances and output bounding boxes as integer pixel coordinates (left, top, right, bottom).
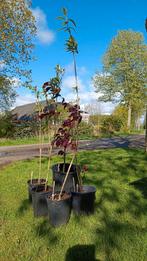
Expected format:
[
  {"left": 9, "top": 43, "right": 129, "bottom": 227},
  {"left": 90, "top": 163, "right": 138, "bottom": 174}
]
[
  {"left": 127, "top": 102, "right": 132, "bottom": 132},
  {"left": 136, "top": 113, "right": 141, "bottom": 131}
]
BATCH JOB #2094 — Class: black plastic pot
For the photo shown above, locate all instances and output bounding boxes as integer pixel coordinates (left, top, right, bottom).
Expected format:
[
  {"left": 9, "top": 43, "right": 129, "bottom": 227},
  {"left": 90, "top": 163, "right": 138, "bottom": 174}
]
[
  {"left": 46, "top": 193, "right": 72, "bottom": 227},
  {"left": 52, "top": 163, "right": 80, "bottom": 193},
  {"left": 27, "top": 178, "right": 46, "bottom": 202},
  {"left": 71, "top": 185, "right": 96, "bottom": 215},
  {"left": 32, "top": 185, "right": 52, "bottom": 217}
]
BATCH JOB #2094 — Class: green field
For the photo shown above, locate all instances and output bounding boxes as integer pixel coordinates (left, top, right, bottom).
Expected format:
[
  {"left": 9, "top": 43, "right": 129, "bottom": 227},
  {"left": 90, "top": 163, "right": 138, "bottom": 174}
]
[{"left": 0, "top": 149, "right": 147, "bottom": 261}]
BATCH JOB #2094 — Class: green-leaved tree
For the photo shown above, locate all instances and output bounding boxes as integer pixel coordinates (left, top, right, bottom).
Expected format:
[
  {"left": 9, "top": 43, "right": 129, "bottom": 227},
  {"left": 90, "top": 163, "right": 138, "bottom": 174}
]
[
  {"left": 0, "top": 0, "right": 36, "bottom": 110},
  {"left": 93, "top": 30, "right": 147, "bottom": 131}
]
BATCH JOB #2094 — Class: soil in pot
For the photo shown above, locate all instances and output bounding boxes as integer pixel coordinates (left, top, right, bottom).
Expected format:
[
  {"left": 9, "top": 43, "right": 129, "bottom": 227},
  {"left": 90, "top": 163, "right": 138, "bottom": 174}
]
[
  {"left": 46, "top": 192, "right": 72, "bottom": 227},
  {"left": 71, "top": 185, "right": 96, "bottom": 215},
  {"left": 27, "top": 178, "right": 46, "bottom": 202},
  {"left": 32, "top": 185, "right": 52, "bottom": 217},
  {"left": 52, "top": 163, "right": 80, "bottom": 193}
]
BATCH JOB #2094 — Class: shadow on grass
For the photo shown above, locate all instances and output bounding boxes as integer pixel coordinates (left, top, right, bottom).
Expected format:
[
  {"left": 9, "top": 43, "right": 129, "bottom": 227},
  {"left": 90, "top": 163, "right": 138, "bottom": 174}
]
[
  {"left": 130, "top": 177, "right": 147, "bottom": 198},
  {"left": 35, "top": 219, "right": 59, "bottom": 245},
  {"left": 95, "top": 209, "right": 134, "bottom": 261},
  {"left": 65, "top": 244, "right": 99, "bottom": 261},
  {"left": 17, "top": 199, "right": 31, "bottom": 216},
  {"left": 77, "top": 149, "right": 147, "bottom": 260}
]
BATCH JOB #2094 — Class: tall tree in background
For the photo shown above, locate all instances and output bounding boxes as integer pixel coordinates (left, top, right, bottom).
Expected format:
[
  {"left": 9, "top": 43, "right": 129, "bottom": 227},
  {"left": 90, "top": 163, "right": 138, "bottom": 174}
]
[
  {"left": 93, "top": 30, "right": 147, "bottom": 131},
  {"left": 0, "top": 0, "right": 36, "bottom": 110}
]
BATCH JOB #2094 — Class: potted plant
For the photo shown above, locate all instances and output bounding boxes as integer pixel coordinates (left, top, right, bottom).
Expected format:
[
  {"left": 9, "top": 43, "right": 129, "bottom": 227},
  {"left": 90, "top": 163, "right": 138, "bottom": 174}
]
[
  {"left": 31, "top": 65, "right": 65, "bottom": 216},
  {"left": 27, "top": 87, "right": 49, "bottom": 202},
  {"left": 46, "top": 8, "right": 96, "bottom": 227}
]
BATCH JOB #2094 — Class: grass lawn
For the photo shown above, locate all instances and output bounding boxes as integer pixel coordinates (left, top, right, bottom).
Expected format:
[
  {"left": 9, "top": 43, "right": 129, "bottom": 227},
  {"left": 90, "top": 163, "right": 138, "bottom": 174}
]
[
  {"left": 0, "top": 148, "right": 147, "bottom": 261},
  {"left": 0, "top": 136, "right": 48, "bottom": 146},
  {"left": 0, "top": 135, "right": 93, "bottom": 147}
]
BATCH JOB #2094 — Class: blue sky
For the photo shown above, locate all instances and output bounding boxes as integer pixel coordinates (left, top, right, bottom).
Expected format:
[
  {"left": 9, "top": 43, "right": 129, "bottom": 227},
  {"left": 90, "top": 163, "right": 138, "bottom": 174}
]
[{"left": 15, "top": 0, "right": 147, "bottom": 113}]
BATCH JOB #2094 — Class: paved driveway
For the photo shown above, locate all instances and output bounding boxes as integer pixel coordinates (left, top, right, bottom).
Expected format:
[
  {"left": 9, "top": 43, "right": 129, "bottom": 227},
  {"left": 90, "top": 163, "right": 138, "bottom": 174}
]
[{"left": 0, "top": 135, "right": 145, "bottom": 169}]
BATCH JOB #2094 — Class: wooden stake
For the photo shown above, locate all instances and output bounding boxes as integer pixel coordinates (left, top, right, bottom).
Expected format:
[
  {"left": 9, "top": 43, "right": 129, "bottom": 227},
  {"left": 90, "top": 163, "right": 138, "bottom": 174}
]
[
  {"left": 31, "top": 171, "right": 33, "bottom": 184},
  {"left": 73, "top": 177, "right": 75, "bottom": 192},
  {"left": 39, "top": 147, "right": 42, "bottom": 182},
  {"left": 45, "top": 179, "right": 48, "bottom": 191},
  {"left": 59, "top": 154, "right": 75, "bottom": 200},
  {"left": 52, "top": 181, "right": 55, "bottom": 200},
  {"left": 58, "top": 163, "right": 60, "bottom": 172}
]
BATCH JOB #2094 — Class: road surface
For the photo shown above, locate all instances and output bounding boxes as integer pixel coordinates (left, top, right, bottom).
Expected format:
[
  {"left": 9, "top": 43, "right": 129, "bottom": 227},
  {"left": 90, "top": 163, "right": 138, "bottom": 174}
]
[{"left": 0, "top": 135, "right": 145, "bottom": 169}]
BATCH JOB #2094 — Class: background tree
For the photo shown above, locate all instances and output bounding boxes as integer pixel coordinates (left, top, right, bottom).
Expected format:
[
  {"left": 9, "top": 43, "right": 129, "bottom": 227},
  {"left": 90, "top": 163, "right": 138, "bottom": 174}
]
[
  {"left": 0, "top": 111, "right": 14, "bottom": 138},
  {"left": 112, "top": 104, "right": 129, "bottom": 131},
  {"left": 100, "top": 115, "right": 123, "bottom": 134},
  {"left": 85, "top": 101, "right": 101, "bottom": 135},
  {"left": 0, "top": 0, "right": 36, "bottom": 110},
  {"left": 0, "top": 76, "right": 16, "bottom": 111},
  {"left": 93, "top": 30, "right": 147, "bottom": 131}
]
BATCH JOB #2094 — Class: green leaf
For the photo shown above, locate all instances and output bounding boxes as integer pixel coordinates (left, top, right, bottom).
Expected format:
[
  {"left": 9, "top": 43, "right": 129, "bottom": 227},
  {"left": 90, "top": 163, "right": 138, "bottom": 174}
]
[
  {"left": 58, "top": 27, "right": 67, "bottom": 32},
  {"left": 57, "top": 16, "right": 65, "bottom": 20},
  {"left": 69, "top": 18, "right": 76, "bottom": 27},
  {"left": 62, "top": 7, "right": 67, "bottom": 16}
]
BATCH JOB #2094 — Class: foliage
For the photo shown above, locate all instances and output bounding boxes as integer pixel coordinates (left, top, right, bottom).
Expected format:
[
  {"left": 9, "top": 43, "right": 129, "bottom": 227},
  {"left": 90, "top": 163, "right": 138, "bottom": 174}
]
[
  {"left": 78, "top": 121, "right": 94, "bottom": 139},
  {"left": 0, "top": 111, "right": 14, "bottom": 137},
  {"left": 93, "top": 30, "right": 147, "bottom": 129},
  {"left": 0, "top": 76, "right": 16, "bottom": 111},
  {"left": 0, "top": 0, "right": 36, "bottom": 111},
  {"left": 112, "top": 104, "right": 128, "bottom": 130},
  {"left": 100, "top": 115, "right": 123, "bottom": 134},
  {"left": 1, "top": 149, "right": 147, "bottom": 261},
  {"left": 0, "top": 0, "right": 36, "bottom": 84}
]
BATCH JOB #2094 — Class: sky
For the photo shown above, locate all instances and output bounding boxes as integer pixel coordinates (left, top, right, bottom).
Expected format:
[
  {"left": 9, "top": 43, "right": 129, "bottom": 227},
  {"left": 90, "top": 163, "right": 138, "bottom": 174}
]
[{"left": 14, "top": 0, "right": 147, "bottom": 114}]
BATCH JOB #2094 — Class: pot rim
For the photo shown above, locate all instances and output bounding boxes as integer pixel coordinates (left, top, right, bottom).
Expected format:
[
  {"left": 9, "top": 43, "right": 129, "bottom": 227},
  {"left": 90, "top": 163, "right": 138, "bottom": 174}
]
[
  {"left": 27, "top": 178, "right": 47, "bottom": 185},
  {"left": 71, "top": 185, "right": 96, "bottom": 194},
  {"left": 32, "top": 185, "right": 52, "bottom": 194},
  {"left": 46, "top": 192, "right": 71, "bottom": 202}
]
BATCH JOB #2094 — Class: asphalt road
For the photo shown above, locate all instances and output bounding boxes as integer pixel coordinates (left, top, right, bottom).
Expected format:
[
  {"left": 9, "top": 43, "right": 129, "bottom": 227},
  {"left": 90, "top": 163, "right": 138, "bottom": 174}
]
[{"left": 0, "top": 135, "right": 145, "bottom": 169}]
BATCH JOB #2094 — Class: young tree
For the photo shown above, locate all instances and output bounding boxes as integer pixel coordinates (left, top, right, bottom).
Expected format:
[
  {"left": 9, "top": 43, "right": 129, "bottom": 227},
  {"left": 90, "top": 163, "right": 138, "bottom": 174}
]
[
  {"left": 112, "top": 104, "right": 128, "bottom": 130},
  {"left": 93, "top": 30, "right": 147, "bottom": 131},
  {"left": 0, "top": 0, "right": 36, "bottom": 109}
]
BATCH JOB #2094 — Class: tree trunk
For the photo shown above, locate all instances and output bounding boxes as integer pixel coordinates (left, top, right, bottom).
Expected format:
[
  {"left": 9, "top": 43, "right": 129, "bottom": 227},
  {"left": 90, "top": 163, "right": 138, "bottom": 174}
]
[
  {"left": 127, "top": 102, "right": 132, "bottom": 132},
  {"left": 135, "top": 113, "right": 141, "bottom": 131}
]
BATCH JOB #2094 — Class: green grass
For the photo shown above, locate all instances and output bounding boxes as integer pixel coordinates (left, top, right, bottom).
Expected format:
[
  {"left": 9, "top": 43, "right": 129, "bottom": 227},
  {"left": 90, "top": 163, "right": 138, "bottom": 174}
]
[
  {"left": 0, "top": 149, "right": 147, "bottom": 261},
  {"left": 0, "top": 135, "right": 94, "bottom": 146},
  {"left": 0, "top": 136, "right": 49, "bottom": 146}
]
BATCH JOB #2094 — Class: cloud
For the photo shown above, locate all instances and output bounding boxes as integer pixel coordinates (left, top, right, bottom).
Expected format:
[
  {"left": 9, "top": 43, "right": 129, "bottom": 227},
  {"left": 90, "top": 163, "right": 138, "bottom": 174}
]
[
  {"left": 13, "top": 93, "right": 36, "bottom": 108},
  {"left": 10, "top": 77, "right": 21, "bottom": 88},
  {"left": 62, "top": 74, "right": 116, "bottom": 114},
  {"left": 65, "top": 62, "right": 87, "bottom": 75},
  {"left": 32, "top": 7, "right": 55, "bottom": 45},
  {"left": 62, "top": 75, "right": 85, "bottom": 91}
]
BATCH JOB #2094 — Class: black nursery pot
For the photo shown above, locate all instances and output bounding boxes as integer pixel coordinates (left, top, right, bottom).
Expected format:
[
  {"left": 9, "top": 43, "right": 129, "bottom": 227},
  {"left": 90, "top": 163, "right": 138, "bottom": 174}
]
[
  {"left": 52, "top": 163, "right": 80, "bottom": 193},
  {"left": 71, "top": 185, "right": 96, "bottom": 215},
  {"left": 46, "top": 193, "right": 72, "bottom": 227},
  {"left": 27, "top": 178, "right": 46, "bottom": 202},
  {"left": 32, "top": 185, "right": 52, "bottom": 217}
]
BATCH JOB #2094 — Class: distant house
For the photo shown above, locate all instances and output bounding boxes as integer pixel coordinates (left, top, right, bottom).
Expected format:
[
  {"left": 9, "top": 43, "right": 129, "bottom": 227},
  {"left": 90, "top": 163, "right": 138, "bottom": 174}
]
[
  {"left": 80, "top": 110, "right": 90, "bottom": 123},
  {"left": 12, "top": 101, "right": 90, "bottom": 124},
  {"left": 12, "top": 102, "right": 40, "bottom": 123}
]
